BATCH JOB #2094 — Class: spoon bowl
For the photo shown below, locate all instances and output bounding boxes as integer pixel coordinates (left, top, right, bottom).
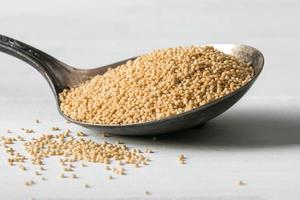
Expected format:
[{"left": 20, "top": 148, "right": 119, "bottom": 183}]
[{"left": 0, "top": 34, "right": 264, "bottom": 135}]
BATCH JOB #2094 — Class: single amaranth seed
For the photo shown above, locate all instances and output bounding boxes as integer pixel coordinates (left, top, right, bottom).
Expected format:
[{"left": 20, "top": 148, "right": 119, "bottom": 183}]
[
  {"left": 178, "top": 154, "right": 186, "bottom": 164},
  {"left": 72, "top": 174, "right": 78, "bottom": 179},
  {"left": 81, "top": 163, "right": 87, "bottom": 167},
  {"left": 64, "top": 167, "right": 73, "bottom": 172},
  {"left": 76, "top": 131, "right": 87, "bottom": 137},
  {"left": 19, "top": 165, "right": 27, "bottom": 171},
  {"left": 237, "top": 180, "right": 247, "bottom": 186},
  {"left": 60, "top": 173, "right": 66, "bottom": 179},
  {"left": 40, "top": 166, "right": 45, "bottom": 171},
  {"left": 51, "top": 127, "right": 60, "bottom": 131},
  {"left": 59, "top": 46, "right": 254, "bottom": 125},
  {"left": 35, "top": 171, "right": 41, "bottom": 176},
  {"left": 25, "top": 129, "right": 34, "bottom": 134},
  {"left": 25, "top": 180, "right": 35, "bottom": 187}
]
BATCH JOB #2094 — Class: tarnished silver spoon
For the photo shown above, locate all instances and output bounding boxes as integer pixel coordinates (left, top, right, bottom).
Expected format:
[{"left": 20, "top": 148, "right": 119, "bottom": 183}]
[{"left": 0, "top": 34, "right": 264, "bottom": 135}]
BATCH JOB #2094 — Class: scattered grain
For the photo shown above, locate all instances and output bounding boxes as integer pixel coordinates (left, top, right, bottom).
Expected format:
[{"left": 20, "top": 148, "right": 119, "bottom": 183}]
[{"left": 1, "top": 126, "right": 152, "bottom": 188}]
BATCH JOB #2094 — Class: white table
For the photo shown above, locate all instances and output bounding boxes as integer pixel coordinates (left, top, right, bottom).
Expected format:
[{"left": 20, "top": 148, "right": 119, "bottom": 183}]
[{"left": 1, "top": 0, "right": 300, "bottom": 199}]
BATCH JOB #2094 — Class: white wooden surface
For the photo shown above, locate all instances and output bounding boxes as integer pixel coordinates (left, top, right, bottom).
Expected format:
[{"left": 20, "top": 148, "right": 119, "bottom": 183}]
[{"left": 1, "top": 0, "right": 300, "bottom": 199}]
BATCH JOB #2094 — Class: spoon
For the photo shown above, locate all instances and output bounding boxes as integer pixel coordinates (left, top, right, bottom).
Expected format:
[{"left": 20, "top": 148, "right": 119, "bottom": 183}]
[{"left": 0, "top": 34, "right": 264, "bottom": 135}]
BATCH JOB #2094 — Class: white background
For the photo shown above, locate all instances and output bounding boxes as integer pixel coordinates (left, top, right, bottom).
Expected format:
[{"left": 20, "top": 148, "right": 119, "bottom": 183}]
[{"left": 0, "top": 0, "right": 300, "bottom": 199}]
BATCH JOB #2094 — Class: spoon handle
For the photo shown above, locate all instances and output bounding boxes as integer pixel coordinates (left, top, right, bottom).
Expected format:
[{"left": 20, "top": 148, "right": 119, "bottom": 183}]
[{"left": 0, "top": 34, "right": 74, "bottom": 94}]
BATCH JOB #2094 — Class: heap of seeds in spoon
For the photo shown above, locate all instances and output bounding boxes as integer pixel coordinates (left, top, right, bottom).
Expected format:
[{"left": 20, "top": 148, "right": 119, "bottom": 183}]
[{"left": 59, "top": 46, "right": 254, "bottom": 125}]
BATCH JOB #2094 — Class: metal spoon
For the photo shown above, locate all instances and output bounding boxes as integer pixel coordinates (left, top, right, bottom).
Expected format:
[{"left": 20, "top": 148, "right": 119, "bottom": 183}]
[{"left": 0, "top": 34, "right": 264, "bottom": 135}]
